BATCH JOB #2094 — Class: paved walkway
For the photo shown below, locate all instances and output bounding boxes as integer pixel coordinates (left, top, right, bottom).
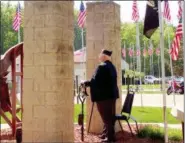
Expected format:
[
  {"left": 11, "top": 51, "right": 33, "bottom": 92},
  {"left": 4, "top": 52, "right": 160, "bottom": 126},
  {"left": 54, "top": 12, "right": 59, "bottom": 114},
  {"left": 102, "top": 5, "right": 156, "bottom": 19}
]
[
  {"left": 74, "top": 93, "right": 184, "bottom": 108},
  {"left": 123, "top": 93, "right": 184, "bottom": 107}
]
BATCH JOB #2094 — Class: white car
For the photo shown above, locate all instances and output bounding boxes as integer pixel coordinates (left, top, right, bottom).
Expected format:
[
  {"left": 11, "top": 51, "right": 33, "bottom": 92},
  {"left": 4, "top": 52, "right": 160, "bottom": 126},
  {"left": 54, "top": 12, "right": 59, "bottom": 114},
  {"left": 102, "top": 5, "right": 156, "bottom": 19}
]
[{"left": 144, "top": 75, "right": 160, "bottom": 84}]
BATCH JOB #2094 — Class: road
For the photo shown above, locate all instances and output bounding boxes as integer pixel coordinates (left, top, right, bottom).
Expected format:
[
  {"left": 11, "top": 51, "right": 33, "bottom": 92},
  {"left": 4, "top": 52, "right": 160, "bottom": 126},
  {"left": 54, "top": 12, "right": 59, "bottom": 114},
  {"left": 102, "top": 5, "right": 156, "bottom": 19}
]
[
  {"left": 74, "top": 93, "right": 184, "bottom": 108},
  {"left": 122, "top": 93, "right": 184, "bottom": 107}
]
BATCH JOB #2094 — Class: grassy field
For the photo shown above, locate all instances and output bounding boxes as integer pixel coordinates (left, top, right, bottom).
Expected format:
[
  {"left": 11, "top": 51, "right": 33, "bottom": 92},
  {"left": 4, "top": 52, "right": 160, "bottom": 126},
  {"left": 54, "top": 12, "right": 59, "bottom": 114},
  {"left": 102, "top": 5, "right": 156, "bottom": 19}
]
[
  {"left": 122, "top": 84, "right": 162, "bottom": 89},
  {"left": 74, "top": 105, "right": 179, "bottom": 124},
  {"left": 1, "top": 105, "right": 180, "bottom": 124},
  {"left": 122, "top": 91, "right": 163, "bottom": 94}
]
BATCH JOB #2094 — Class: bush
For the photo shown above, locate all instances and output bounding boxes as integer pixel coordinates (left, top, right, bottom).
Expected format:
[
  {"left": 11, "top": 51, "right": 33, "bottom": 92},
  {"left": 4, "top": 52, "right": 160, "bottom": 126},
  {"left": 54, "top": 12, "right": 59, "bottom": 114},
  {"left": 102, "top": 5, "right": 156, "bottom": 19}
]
[{"left": 137, "top": 125, "right": 182, "bottom": 142}]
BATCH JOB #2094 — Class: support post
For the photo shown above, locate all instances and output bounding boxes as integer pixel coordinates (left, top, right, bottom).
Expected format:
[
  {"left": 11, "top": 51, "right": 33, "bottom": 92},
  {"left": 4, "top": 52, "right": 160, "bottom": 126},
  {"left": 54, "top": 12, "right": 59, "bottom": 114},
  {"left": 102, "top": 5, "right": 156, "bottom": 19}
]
[{"left": 158, "top": 1, "right": 168, "bottom": 142}]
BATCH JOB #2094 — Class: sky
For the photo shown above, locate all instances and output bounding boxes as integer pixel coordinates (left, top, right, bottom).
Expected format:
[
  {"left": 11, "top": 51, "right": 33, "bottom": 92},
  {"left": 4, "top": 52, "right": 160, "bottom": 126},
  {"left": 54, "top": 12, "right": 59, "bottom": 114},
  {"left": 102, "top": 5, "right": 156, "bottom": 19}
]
[{"left": 2, "top": 1, "right": 179, "bottom": 26}]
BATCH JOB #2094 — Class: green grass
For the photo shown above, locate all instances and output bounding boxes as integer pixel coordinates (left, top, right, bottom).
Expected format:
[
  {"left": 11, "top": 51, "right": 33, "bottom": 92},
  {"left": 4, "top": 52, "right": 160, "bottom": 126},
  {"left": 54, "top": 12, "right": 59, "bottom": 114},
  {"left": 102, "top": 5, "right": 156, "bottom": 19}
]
[
  {"left": 122, "top": 84, "right": 161, "bottom": 89},
  {"left": 74, "top": 105, "right": 179, "bottom": 124},
  {"left": 1, "top": 106, "right": 180, "bottom": 124},
  {"left": 137, "top": 125, "right": 182, "bottom": 142},
  {"left": 130, "top": 107, "right": 180, "bottom": 124},
  {"left": 122, "top": 91, "right": 163, "bottom": 94}
]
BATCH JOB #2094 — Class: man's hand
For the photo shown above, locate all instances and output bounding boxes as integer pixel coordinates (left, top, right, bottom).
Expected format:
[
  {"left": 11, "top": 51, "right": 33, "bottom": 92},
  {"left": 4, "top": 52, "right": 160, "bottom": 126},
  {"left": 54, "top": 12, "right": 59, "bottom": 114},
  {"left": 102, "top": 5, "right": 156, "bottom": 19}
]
[
  {"left": 80, "top": 80, "right": 90, "bottom": 87},
  {"left": 80, "top": 80, "right": 86, "bottom": 87}
]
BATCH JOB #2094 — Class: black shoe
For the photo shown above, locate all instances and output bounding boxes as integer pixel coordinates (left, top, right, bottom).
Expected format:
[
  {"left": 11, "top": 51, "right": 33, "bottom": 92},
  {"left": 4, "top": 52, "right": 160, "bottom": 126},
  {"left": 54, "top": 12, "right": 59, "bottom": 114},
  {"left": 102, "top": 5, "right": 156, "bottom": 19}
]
[
  {"left": 98, "top": 134, "right": 106, "bottom": 139},
  {"left": 101, "top": 138, "right": 116, "bottom": 143}
]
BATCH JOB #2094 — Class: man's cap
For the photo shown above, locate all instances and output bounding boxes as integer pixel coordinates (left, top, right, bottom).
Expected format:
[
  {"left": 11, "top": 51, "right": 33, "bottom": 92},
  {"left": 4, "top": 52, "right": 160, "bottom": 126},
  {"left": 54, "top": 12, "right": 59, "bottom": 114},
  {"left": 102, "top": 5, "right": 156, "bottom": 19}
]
[{"left": 102, "top": 49, "right": 112, "bottom": 56}]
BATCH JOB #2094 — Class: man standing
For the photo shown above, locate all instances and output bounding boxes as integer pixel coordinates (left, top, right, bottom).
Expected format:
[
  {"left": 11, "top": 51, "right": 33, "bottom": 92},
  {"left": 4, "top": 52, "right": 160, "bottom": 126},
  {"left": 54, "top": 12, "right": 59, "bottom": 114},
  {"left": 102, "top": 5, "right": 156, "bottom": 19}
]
[{"left": 81, "top": 49, "right": 119, "bottom": 142}]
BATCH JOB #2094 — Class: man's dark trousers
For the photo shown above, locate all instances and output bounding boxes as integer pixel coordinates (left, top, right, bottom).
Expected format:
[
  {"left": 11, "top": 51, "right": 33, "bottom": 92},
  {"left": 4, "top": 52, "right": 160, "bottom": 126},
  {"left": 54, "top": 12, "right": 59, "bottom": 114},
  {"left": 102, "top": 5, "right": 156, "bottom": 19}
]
[{"left": 96, "top": 99, "right": 116, "bottom": 141}]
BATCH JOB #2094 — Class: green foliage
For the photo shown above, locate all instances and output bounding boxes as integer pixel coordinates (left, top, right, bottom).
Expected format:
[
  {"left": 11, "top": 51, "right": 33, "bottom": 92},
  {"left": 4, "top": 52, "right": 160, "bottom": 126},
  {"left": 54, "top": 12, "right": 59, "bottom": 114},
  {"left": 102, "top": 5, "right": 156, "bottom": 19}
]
[
  {"left": 121, "top": 21, "right": 177, "bottom": 76},
  {"left": 1, "top": 2, "right": 23, "bottom": 54},
  {"left": 74, "top": 9, "right": 86, "bottom": 51},
  {"left": 124, "top": 69, "right": 144, "bottom": 78},
  {"left": 0, "top": 5, "right": 84, "bottom": 53},
  {"left": 137, "top": 125, "right": 182, "bottom": 142}
]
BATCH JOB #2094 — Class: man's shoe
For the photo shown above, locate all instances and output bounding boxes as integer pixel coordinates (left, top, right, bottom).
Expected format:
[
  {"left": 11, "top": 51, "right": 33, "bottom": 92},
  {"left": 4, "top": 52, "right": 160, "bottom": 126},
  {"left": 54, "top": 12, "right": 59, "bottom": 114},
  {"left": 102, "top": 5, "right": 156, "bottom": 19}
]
[
  {"left": 98, "top": 134, "right": 106, "bottom": 139},
  {"left": 101, "top": 138, "right": 116, "bottom": 143}
]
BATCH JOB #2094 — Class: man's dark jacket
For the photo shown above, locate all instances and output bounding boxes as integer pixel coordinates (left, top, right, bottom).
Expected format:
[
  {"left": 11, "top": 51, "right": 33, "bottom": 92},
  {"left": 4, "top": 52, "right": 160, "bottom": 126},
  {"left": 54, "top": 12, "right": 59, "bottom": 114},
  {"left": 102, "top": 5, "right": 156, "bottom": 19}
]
[{"left": 85, "top": 60, "right": 119, "bottom": 102}]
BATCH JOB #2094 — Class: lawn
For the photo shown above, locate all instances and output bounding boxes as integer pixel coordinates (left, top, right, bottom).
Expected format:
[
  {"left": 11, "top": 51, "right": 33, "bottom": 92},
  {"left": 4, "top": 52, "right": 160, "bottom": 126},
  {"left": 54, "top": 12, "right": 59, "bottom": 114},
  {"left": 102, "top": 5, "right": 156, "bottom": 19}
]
[
  {"left": 74, "top": 105, "right": 179, "bottom": 124},
  {"left": 122, "top": 84, "right": 161, "bottom": 89},
  {"left": 1, "top": 106, "right": 180, "bottom": 124},
  {"left": 122, "top": 91, "right": 163, "bottom": 94}
]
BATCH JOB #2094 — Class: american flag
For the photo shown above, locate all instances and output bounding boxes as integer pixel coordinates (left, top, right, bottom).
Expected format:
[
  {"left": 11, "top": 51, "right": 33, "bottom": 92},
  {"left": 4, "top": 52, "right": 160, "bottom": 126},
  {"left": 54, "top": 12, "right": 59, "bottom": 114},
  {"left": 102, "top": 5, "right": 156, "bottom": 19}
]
[
  {"left": 122, "top": 48, "right": 126, "bottom": 58},
  {"left": 170, "top": 18, "right": 183, "bottom": 60},
  {"left": 74, "top": 48, "right": 85, "bottom": 56},
  {"left": 12, "top": 2, "right": 21, "bottom": 31},
  {"left": 136, "top": 49, "right": 140, "bottom": 56},
  {"left": 77, "top": 1, "right": 86, "bottom": 28},
  {"left": 177, "top": 0, "right": 182, "bottom": 20},
  {"left": 163, "top": 0, "right": 171, "bottom": 22},
  {"left": 129, "top": 48, "right": 134, "bottom": 57},
  {"left": 143, "top": 48, "right": 147, "bottom": 57},
  {"left": 148, "top": 48, "right": 153, "bottom": 56},
  {"left": 132, "top": 0, "right": 139, "bottom": 22},
  {"left": 156, "top": 48, "right": 160, "bottom": 56}
]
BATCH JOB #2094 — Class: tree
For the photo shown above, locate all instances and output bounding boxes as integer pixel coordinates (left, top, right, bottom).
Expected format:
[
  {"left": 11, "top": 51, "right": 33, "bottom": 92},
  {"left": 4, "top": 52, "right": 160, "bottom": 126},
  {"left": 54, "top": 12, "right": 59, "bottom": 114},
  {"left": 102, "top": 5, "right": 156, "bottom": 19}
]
[
  {"left": 1, "top": 5, "right": 84, "bottom": 53},
  {"left": 120, "top": 20, "right": 176, "bottom": 76},
  {"left": 1, "top": 2, "right": 23, "bottom": 54}
]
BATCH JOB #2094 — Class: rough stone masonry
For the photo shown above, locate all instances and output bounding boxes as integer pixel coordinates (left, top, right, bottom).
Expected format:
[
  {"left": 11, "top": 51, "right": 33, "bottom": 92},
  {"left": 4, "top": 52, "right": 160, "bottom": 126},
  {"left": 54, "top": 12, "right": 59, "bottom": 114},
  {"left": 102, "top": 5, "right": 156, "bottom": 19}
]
[
  {"left": 23, "top": 1, "right": 74, "bottom": 142},
  {"left": 86, "top": 2, "right": 122, "bottom": 133}
]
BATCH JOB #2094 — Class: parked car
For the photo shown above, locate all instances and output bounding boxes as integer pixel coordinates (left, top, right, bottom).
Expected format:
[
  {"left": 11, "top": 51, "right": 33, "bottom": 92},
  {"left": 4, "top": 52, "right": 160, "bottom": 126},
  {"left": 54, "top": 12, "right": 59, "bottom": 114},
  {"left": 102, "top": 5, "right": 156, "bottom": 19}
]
[{"left": 144, "top": 75, "right": 161, "bottom": 84}]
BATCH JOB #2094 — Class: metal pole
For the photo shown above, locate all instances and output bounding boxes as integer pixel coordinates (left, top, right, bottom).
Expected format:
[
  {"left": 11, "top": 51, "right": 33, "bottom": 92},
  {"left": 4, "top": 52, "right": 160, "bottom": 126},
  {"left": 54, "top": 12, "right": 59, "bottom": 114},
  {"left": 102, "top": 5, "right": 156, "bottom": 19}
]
[
  {"left": 124, "top": 42, "right": 127, "bottom": 86},
  {"left": 158, "top": 1, "right": 168, "bottom": 142},
  {"left": 136, "top": 21, "right": 141, "bottom": 85},
  {"left": 144, "top": 42, "right": 146, "bottom": 76},
  {"left": 167, "top": 24, "right": 176, "bottom": 106},
  {"left": 182, "top": 0, "right": 185, "bottom": 139},
  {"left": 133, "top": 45, "right": 135, "bottom": 87},
  {"left": 149, "top": 40, "right": 152, "bottom": 75},
  {"left": 18, "top": 1, "right": 21, "bottom": 43},
  {"left": 81, "top": 28, "right": 85, "bottom": 80}
]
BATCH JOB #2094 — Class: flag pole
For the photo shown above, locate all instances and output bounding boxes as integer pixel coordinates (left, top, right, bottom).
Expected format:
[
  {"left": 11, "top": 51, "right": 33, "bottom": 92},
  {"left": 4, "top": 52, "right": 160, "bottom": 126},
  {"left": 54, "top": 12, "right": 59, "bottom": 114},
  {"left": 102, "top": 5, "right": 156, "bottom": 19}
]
[
  {"left": 158, "top": 1, "right": 168, "bottom": 142},
  {"left": 157, "top": 47, "right": 161, "bottom": 90},
  {"left": 144, "top": 41, "right": 146, "bottom": 76},
  {"left": 18, "top": 1, "right": 21, "bottom": 43},
  {"left": 124, "top": 42, "right": 127, "bottom": 86},
  {"left": 136, "top": 20, "right": 143, "bottom": 105},
  {"left": 81, "top": 28, "right": 85, "bottom": 80},
  {"left": 136, "top": 21, "right": 141, "bottom": 86},
  {"left": 149, "top": 40, "right": 152, "bottom": 75},
  {"left": 167, "top": 22, "right": 176, "bottom": 105},
  {"left": 182, "top": 0, "right": 185, "bottom": 139},
  {"left": 133, "top": 45, "right": 135, "bottom": 87}
]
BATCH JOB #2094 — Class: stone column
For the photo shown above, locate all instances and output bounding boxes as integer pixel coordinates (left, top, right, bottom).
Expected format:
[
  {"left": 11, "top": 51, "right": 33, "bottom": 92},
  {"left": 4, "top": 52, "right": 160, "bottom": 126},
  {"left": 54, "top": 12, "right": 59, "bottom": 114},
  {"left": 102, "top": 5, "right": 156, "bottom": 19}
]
[
  {"left": 86, "top": 2, "right": 122, "bottom": 133},
  {"left": 23, "top": 2, "right": 74, "bottom": 142}
]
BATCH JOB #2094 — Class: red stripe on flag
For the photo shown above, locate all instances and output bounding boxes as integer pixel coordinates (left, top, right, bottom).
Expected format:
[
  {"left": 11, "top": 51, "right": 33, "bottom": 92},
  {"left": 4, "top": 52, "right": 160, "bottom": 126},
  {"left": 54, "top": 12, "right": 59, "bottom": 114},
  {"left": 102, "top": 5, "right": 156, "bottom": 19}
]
[
  {"left": 163, "top": 0, "right": 171, "bottom": 21},
  {"left": 77, "top": 2, "right": 86, "bottom": 28},
  {"left": 132, "top": 0, "right": 139, "bottom": 22},
  {"left": 170, "top": 21, "right": 183, "bottom": 60}
]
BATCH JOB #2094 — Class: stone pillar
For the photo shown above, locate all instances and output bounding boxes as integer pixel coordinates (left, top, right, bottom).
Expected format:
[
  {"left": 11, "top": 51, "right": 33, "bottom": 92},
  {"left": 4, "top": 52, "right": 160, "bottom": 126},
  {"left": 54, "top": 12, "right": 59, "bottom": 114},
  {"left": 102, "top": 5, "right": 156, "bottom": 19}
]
[
  {"left": 86, "top": 2, "right": 122, "bottom": 133},
  {"left": 23, "top": 2, "right": 74, "bottom": 142}
]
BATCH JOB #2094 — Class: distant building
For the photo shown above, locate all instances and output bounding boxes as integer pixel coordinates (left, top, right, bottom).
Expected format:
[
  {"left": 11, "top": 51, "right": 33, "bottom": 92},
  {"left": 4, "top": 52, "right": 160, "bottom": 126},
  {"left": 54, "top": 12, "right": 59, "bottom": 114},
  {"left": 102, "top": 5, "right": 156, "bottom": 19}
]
[{"left": 74, "top": 47, "right": 129, "bottom": 84}]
